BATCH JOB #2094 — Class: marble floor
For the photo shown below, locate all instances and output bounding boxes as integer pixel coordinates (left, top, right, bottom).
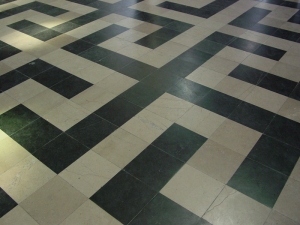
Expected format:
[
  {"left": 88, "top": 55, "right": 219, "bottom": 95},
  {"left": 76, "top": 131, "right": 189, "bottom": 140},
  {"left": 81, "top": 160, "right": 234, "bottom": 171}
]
[{"left": 0, "top": 0, "right": 300, "bottom": 224}]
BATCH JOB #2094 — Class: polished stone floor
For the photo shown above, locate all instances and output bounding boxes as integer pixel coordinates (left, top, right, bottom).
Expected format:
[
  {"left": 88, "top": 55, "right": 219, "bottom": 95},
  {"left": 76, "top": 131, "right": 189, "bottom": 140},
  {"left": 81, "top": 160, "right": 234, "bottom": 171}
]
[{"left": 0, "top": 0, "right": 300, "bottom": 224}]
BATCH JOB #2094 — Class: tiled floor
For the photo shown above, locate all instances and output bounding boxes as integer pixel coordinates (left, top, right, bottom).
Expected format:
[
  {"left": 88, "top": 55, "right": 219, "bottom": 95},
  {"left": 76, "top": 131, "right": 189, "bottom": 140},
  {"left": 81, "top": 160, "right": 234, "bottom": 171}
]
[{"left": 0, "top": 0, "right": 300, "bottom": 224}]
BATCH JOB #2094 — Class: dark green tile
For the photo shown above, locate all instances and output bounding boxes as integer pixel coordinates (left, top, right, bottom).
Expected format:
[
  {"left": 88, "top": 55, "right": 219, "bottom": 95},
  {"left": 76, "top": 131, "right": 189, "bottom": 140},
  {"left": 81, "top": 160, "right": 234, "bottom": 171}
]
[
  {"left": 227, "top": 158, "right": 288, "bottom": 208},
  {"left": 33, "top": 67, "right": 72, "bottom": 88},
  {"left": 66, "top": 114, "right": 117, "bottom": 148},
  {"left": 0, "top": 188, "right": 17, "bottom": 218},
  {"left": 94, "top": 97, "right": 142, "bottom": 126},
  {"left": 129, "top": 194, "right": 211, "bottom": 225},
  {"left": 228, "top": 64, "right": 266, "bottom": 85},
  {"left": 159, "top": 58, "right": 199, "bottom": 78},
  {"left": 11, "top": 118, "right": 62, "bottom": 154},
  {"left": 20, "top": 24, "right": 47, "bottom": 36},
  {"left": 62, "top": 39, "right": 94, "bottom": 54},
  {"left": 141, "top": 72, "right": 182, "bottom": 91},
  {"left": 79, "top": 46, "right": 113, "bottom": 62},
  {"left": 206, "top": 32, "right": 236, "bottom": 45},
  {"left": 16, "top": 59, "right": 53, "bottom": 78},
  {"left": 7, "top": 19, "right": 35, "bottom": 30},
  {"left": 119, "top": 82, "right": 164, "bottom": 108},
  {"left": 177, "top": 49, "right": 213, "bottom": 66},
  {"left": 124, "top": 145, "right": 184, "bottom": 191},
  {"left": 33, "top": 29, "right": 62, "bottom": 41},
  {"left": 248, "top": 135, "right": 299, "bottom": 176},
  {"left": 52, "top": 22, "right": 80, "bottom": 33},
  {"left": 90, "top": 170, "right": 157, "bottom": 224},
  {"left": 0, "top": 105, "right": 39, "bottom": 135},
  {"left": 167, "top": 79, "right": 211, "bottom": 104},
  {"left": 193, "top": 39, "right": 225, "bottom": 55},
  {"left": 152, "top": 123, "right": 207, "bottom": 162},
  {"left": 0, "top": 45, "right": 21, "bottom": 61},
  {"left": 33, "top": 134, "right": 89, "bottom": 173},
  {"left": 119, "top": 61, "right": 157, "bottom": 80},
  {"left": 98, "top": 53, "right": 134, "bottom": 71},
  {"left": 164, "top": 21, "right": 194, "bottom": 32},
  {"left": 0, "top": 70, "right": 28, "bottom": 92}
]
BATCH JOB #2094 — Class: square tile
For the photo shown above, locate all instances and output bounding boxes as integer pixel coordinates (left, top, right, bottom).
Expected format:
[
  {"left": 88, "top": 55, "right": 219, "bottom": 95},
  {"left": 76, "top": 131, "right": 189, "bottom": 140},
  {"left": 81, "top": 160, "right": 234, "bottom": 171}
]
[
  {"left": 253, "top": 44, "right": 286, "bottom": 61},
  {"left": 248, "top": 135, "right": 299, "bottom": 176},
  {"left": 62, "top": 39, "right": 94, "bottom": 54},
  {"left": 188, "top": 139, "right": 245, "bottom": 184},
  {"left": 0, "top": 104, "right": 39, "bottom": 136},
  {"left": 203, "top": 186, "right": 270, "bottom": 225},
  {"left": 10, "top": 117, "right": 62, "bottom": 154},
  {"left": 5, "top": 79, "right": 47, "bottom": 103},
  {"left": 121, "top": 109, "right": 172, "bottom": 143},
  {"left": 119, "top": 82, "right": 164, "bottom": 108},
  {"left": 92, "top": 128, "right": 148, "bottom": 168},
  {"left": 96, "top": 72, "right": 138, "bottom": 95},
  {"left": 0, "top": 206, "right": 39, "bottom": 225},
  {"left": 138, "top": 50, "right": 174, "bottom": 68},
  {"left": 158, "top": 58, "right": 199, "bottom": 78},
  {"left": 118, "top": 43, "right": 151, "bottom": 59},
  {"left": 118, "top": 60, "right": 157, "bottom": 80},
  {"left": 167, "top": 79, "right": 211, "bottom": 104},
  {"left": 216, "top": 46, "right": 250, "bottom": 63},
  {"left": 98, "top": 37, "right": 131, "bottom": 51},
  {"left": 94, "top": 97, "right": 142, "bottom": 126},
  {"left": 177, "top": 49, "right": 212, "bottom": 66},
  {"left": 265, "top": 115, "right": 300, "bottom": 150},
  {"left": 141, "top": 71, "right": 182, "bottom": 91},
  {"left": 66, "top": 114, "right": 117, "bottom": 149},
  {"left": 192, "top": 39, "right": 225, "bottom": 55},
  {"left": 161, "top": 164, "right": 223, "bottom": 217},
  {"left": 229, "top": 38, "right": 261, "bottom": 53},
  {"left": 33, "top": 29, "right": 62, "bottom": 41},
  {"left": 90, "top": 170, "right": 157, "bottom": 224},
  {"left": 0, "top": 155, "right": 56, "bottom": 203},
  {"left": 50, "top": 75, "right": 93, "bottom": 99},
  {"left": 32, "top": 66, "right": 72, "bottom": 88},
  {"left": 0, "top": 137, "right": 29, "bottom": 174},
  {"left": 202, "top": 55, "right": 239, "bottom": 75},
  {"left": 16, "top": 59, "right": 53, "bottom": 78},
  {"left": 228, "top": 101, "right": 275, "bottom": 132},
  {"left": 152, "top": 123, "right": 207, "bottom": 162},
  {"left": 228, "top": 64, "right": 266, "bottom": 85},
  {"left": 130, "top": 193, "right": 211, "bottom": 225},
  {"left": 98, "top": 53, "right": 135, "bottom": 71},
  {"left": 33, "top": 133, "right": 89, "bottom": 174},
  {"left": 0, "top": 188, "right": 17, "bottom": 218},
  {"left": 278, "top": 98, "right": 300, "bottom": 123},
  {"left": 124, "top": 145, "right": 184, "bottom": 191},
  {"left": 242, "top": 53, "right": 277, "bottom": 72},
  {"left": 0, "top": 45, "right": 21, "bottom": 61},
  {"left": 0, "top": 70, "right": 28, "bottom": 92},
  {"left": 210, "top": 119, "right": 262, "bottom": 156},
  {"left": 177, "top": 105, "right": 225, "bottom": 138},
  {"left": 43, "top": 101, "right": 90, "bottom": 131},
  {"left": 60, "top": 200, "right": 122, "bottom": 225},
  {"left": 205, "top": 31, "right": 236, "bottom": 45},
  {"left": 79, "top": 46, "right": 113, "bottom": 62},
  {"left": 20, "top": 176, "right": 87, "bottom": 225},
  {"left": 228, "top": 158, "right": 288, "bottom": 207}
]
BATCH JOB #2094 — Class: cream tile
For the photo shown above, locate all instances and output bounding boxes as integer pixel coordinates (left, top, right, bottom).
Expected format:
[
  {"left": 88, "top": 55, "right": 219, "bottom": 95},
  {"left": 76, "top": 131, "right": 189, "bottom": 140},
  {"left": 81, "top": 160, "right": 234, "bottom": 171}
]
[
  {"left": 155, "top": 41, "right": 189, "bottom": 57},
  {"left": 0, "top": 62, "right": 12, "bottom": 75},
  {"left": 259, "top": 17, "right": 284, "bottom": 28},
  {"left": 20, "top": 176, "right": 87, "bottom": 225},
  {"left": 60, "top": 200, "right": 122, "bottom": 225},
  {"left": 242, "top": 54, "right": 277, "bottom": 72},
  {"left": 43, "top": 101, "right": 90, "bottom": 131},
  {"left": 265, "top": 210, "right": 300, "bottom": 225},
  {"left": 96, "top": 72, "right": 138, "bottom": 95},
  {"left": 0, "top": 206, "right": 39, "bottom": 225},
  {"left": 0, "top": 130, "right": 8, "bottom": 142},
  {"left": 133, "top": 22, "right": 161, "bottom": 34},
  {"left": 100, "top": 13, "right": 127, "bottom": 23},
  {"left": 145, "top": 93, "right": 193, "bottom": 122},
  {"left": 203, "top": 186, "right": 270, "bottom": 225},
  {"left": 99, "top": 37, "right": 132, "bottom": 51},
  {"left": 121, "top": 109, "right": 172, "bottom": 143},
  {"left": 117, "top": 29, "right": 148, "bottom": 42},
  {"left": 278, "top": 98, "right": 300, "bottom": 123},
  {"left": 162, "top": 10, "right": 205, "bottom": 25},
  {"left": 188, "top": 140, "right": 245, "bottom": 184},
  {"left": 71, "top": 85, "right": 116, "bottom": 113},
  {"left": 138, "top": 50, "right": 174, "bottom": 68},
  {"left": 209, "top": 13, "right": 236, "bottom": 24},
  {"left": 186, "top": 67, "right": 226, "bottom": 88},
  {"left": 291, "top": 159, "right": 300, "bottom": 183},
  {"left": 5, "top": 79, "right": 47, "bottom": 103},
  {"left": 60, "top": 151, "right": 120, "bottom": 197},
  {"left": 280, "top": 52, "right": 300, "bottom": 68},
  {"left": 75, "top": 19, "right": 110, "bottom": 32},
  {"left": 0, "top": 155, "right": 56, "bottom": 203},
  {"left": 264, "top": 36, "right": 293, "bottom": 51},
  {"left": 115, "top": 18, "right": 144, "bottom": 28},
  {"left": 40, "top": 49, "right": 74, "bottom": 66},
  {"left": 65, "top": 26, "right": 96, "bottom": 39},
  {"left": 218, "top": 24, "right": 247, "bottom": 37},
  {"left": 239, "top": 31, "right": 269, "bottom": 44},
  {"left": 255, "top": 2, "right": 279, "bottom": 10},
  {"left": 23, "top": 41, "right": 58, "bottom": 58},
  {"left": 177, "top": 105, "right": 226, "bottom": 138},
  {"left": 202, "top": 56, "right": 239, "bottom": 75},
  {"left": 74, "top": 63, "right": 114, "bottom": 84},
  {"left": 274, "top": 178, "right": 300, "bottom": 223},
  {"left": 198, "top": 19, "right": 225, "bottom": 30},
  {"left": 55, "top": 11, "right": 81, "bottom": 21},
  {"left": 93, "top": 128, "right": 148, "bottom": 168},
  {"left": 161, "top": 164, "right": 224, "bottom": 217},
  {"left": 267, "top": 7, "right": 298, "bottom": 21},
  {"left": 270, "top": 62, "right": 300, "bottom": 82},
  {"left": 214, "top": 76, "right": 254, "bottom": 100},
  {"left": 56, "top": 55, "right": 94, "bottom": 75},
  {"left": 185, "top": 26, "right": 215, "bottom": 38},
  {"left": 117, "top": 43, "right": 151, "bottom": 59},
  {"left": 23, "top": 89, "right": 66, "bottom": 117},
  {"left": 244, "top": 86, "right": 287, "bottom": 113},
  {"left": 216, "top": 46, "right": 250, "bottom": 63},
  {"left": 42, "top": 33, "right": 69, "bottom": 47},
  {"left": 171, "top": 33, "right": 205, "bottom": 47},
  {"left": 27, "top": 13, "right": 64, "bottom": 28},
  {"left": 0, "top": 137, "right": 29, "bottom": 175},
  {"left": 210, "top": 119, "right": 262, "bottom": 156},
  {"left": 0, "top": 93, "right": 19, "bottom": 115},
  {"left": 2, "top": 52, "right": 36, "bottom": 69},
  {"left": 281, "top": 22, "right": 300, "bottom": 33}
]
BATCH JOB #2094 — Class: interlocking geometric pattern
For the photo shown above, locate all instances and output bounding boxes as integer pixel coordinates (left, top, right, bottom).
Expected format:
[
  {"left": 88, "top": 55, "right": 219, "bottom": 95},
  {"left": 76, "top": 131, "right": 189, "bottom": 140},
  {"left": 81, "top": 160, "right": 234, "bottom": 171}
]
[{"left": 1, "top": 0, "right": 300, "bottom": 224}]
